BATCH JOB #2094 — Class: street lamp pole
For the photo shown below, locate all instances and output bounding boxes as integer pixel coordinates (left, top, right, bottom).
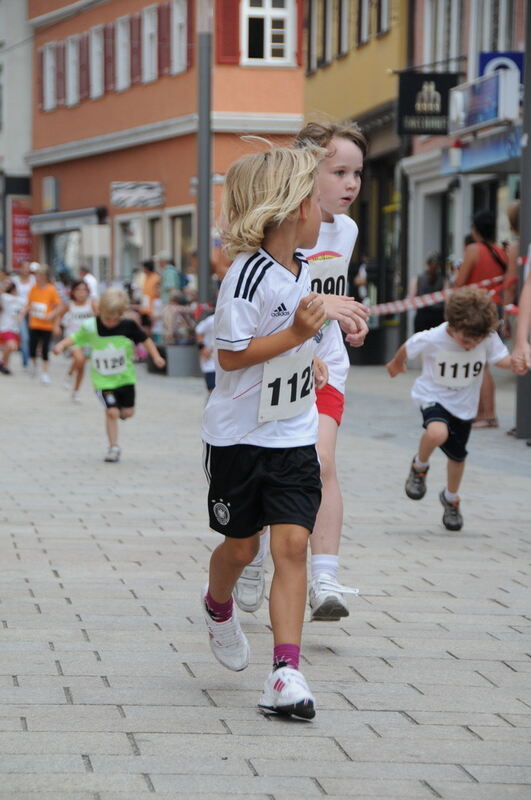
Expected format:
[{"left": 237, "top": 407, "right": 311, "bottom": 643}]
[
  {"left": 196, "top": 0, "right": 212, "bottom": 305},
  {"left": 515, "top": 0, "right": 531, "bottom": 438}
]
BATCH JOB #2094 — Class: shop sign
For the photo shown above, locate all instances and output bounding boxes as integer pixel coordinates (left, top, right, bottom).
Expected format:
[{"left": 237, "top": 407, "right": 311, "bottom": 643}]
[
  {"left": 7, "top": 196, "right": 33, "bottom": 270},
  {"left": 448, "top": 70, "right": 520, "bottom": 136},
  {"left": 397, "top": 72, "right": 459, "bottom": 135},
  {"left": 441, "top": 124, "right": 521, "bottom": 174},
  {"left": 479, "top": 51, "right": 524, "bottom": 84},
  {"left": 111, "top": 182, "right": 164, "bottom": 209}
]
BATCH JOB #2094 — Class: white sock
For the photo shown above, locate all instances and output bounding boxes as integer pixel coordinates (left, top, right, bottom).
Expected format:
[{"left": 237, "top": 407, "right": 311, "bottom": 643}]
[
  {"left": 249, "top": 529, "right": 269, "bottom": 566},
  {"left": 414, "top": 456, "right": 430, "bottom": 469},
  {"left": 444, "top": 488, "right": 459, "bottom": 502},
  {"left": 311, "top": 555, "right": 339, "bottom": 581}
]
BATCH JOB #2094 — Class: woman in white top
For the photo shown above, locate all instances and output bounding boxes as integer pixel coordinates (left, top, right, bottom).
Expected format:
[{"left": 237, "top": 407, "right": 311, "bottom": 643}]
[
  {"left": 57, "top": 279, "right": 97, "bottom": 401},
  {"left": 12, "top": 261, "right": 35, "bottom": 367}
]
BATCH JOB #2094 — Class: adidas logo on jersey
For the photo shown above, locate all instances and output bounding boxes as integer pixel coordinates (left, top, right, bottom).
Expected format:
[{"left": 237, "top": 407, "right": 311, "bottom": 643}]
[{"left": 272, "top": 303, "right": 290, "bottom": 317}]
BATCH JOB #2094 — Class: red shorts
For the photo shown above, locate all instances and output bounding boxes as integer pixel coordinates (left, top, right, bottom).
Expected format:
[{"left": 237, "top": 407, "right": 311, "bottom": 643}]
[
  {"left": 316, "top": 383, "right": 345, "bottom": 425},
  {"left": 0, "top": 331, "right": 19, "bottom": 345}
]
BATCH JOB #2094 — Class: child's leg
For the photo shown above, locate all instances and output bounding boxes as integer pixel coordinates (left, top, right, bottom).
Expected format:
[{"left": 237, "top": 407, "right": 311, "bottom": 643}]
[
  {"left": 72, "top": 354, "right": 86, "bottom": 390},
  {"left": 269, "top": 523, "right": 309, "bottom": 647},
  {"left": 447, "top": 458, "right": 465, "bottom": 495},
  {"left": 418, "top": 421, "right": 449, "bottom": 462},
  {"left": 105, "top": 407, "right": 120, "bottom": 446},
  {"left": 208, "top": 534, "right": 260, "bottom": 602},
  {"left": 119, "top": 407, "right": 135, "bottom": 421},
  {"left": 310, "top": 415, "right": 341, "bottom": 557}
]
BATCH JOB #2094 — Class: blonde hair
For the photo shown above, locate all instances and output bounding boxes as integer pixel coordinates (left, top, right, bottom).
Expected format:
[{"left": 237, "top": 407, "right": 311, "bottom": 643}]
[
  {"left": 294, "top": 119, "right": 368, "bottom": 158},
  {"left": 35, "top": 264, "right": 52, "bottom": 282},
  {"left": 221, "top": 145, "right": 324, "bottom": 258},
  {"left": 446, "top": 287, "right": 499, "bottom": 339},
  {"left": 99, "top": 287, "right": 128, "bottom": 318}
]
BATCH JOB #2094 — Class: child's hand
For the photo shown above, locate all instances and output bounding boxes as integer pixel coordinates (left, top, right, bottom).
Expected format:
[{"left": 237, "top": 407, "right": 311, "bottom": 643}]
[
  {"left": 344, "top": 314, "right": 369, "bottom": 347},
  {"left": 322, "top": 295, "right": 370, "bottom": 325},
  {"left": 292, "top": 293, "right": 326, "bottom": 341},
  {"left": 386, "top": 357, "right": 406, "bottom": 377},
  {"left": 511, "top": 343, "right": 530, "bottom": 375},
  {"left": 313, "top": 356, "right": 328, "bottom": 389},
  {"left": 153, "top": 355, "right": 166, "bottom": 369},
  {"left": 52, "top": 343, "right": 62, "bottom": 356}
]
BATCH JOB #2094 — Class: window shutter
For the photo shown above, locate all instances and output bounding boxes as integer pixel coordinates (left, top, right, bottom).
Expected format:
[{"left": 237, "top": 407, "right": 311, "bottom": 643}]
[
  {"left": 104, "top": 22, "right": 115, "bottom": 91},
  {"left": 130, "top": 12, "right": 142, "bottom": 84},
  {"left": 187, "top": 0, "right": 195, "bottom": 69},
  {"left": 79, "top": 32, "right": 90, "bottom": 100},
  {"left": 55, "top": 42, "right": 66, "bottom": 104},
  {"left": 215, "top": 0, "right": 239, "bottom": 64},
  {"left": 37, "top": 49, "right": 44, "bottom": 109},
  {"left": 158, "top": 3, "right": 171, "bottom": 75},
  {"left": 296, "top": 0, "right": 304, "bottom": 66}
]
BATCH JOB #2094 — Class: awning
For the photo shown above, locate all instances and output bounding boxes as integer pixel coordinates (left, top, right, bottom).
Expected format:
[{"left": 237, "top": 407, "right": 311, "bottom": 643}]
[{"left": 30, "top": 207, "right": 100, "bottom": 235}]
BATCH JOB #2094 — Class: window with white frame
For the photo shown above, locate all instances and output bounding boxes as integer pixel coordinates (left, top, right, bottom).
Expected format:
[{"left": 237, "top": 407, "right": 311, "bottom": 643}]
[
  {"left": 338, "top": 0, "right": 349, "bottom": 55},
  {"left": 424, "top": 0, "right": 461, "bottom": 71},
  {"left": 115, "top": 16, "right": 131, "bottom": 90},
  {"left": 66, "top": 36, "right": 79, "bottom": 106},
  {"left": 171, "top": 0, "right": 187, "bottom": 74},
  {"left": 316, "top": 0, "right": 332, "bottom": 65},
  {"left": 377, "top": 0, "right": 390, "bottom": 34},
  {"left": 142, "top": 5, "right": 158, "bottom": 82},
  {"left": 89, "top": 26, "right": 104, "bottom": 98},
  {"left": 241, "top": 0, "right": 296, "bottom": 66},
  {"left": 43, "top": 43, "right": 57, "bottom": 110},
  {"left": 357, "top": 0, "right": 369, "bottom": 45}
]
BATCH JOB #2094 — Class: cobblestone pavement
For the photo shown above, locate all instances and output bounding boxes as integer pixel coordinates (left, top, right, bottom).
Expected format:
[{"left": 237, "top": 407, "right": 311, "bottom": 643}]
[{"left": 0, "top": 356, "right": 529, "bottom": 800}]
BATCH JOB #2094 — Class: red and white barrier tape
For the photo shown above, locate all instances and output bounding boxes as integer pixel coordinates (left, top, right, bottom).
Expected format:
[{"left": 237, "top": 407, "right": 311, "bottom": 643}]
[{"left": 368, "top": 275, "right": 517, "bottom": 317}]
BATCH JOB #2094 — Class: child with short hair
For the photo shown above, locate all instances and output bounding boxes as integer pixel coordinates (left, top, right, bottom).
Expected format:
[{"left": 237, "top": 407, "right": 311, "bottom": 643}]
[
  {"left": 201, "top": 144, "right": 329, "bottom": 720},
  {"left": 53, "top": 287, "right": 165, "bottom": 462},
  {"left": 387, "top": 287, "right": 511, "bottom": 530}
]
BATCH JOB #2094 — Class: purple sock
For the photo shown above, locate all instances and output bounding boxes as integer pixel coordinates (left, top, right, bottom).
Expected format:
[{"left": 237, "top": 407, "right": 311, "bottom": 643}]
[
  {"left": 205, "top": 589, "right": 233, "bottom": 622},
  {"left": 273, "top": 643, "right": 300, "bottom": 671}
]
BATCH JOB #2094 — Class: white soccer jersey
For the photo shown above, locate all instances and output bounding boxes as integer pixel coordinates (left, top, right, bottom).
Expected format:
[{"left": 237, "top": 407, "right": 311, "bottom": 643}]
[
  {"left": 406, "top": 323, "right": 509, "bottom": 421},
  {"left": 201, "top": 249, "right": 318, "bottom": 447},
  {"left": 0, "top": 294, "right": 25, "bottom": 333},
  {"left": 301, "top": 214, "right": 358, "bottom": 394},
  {"left": 63, "top": 301, "right": 95, "bottom": 338}
]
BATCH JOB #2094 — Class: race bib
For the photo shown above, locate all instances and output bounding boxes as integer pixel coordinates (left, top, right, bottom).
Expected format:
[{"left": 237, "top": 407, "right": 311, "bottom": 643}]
[
  {"left": 258, "top": 351, "right": 315, "bottom": 423},
  {"left": 308, "top": 251, "right": 348, "bottom": 296},
  {"left": 31, "top": 302, "right": 47, "bottom": 319},
  {"left": 433, "top": 350, "right": 485, "bottom": 388},
  {"left": 91, "top": 345, "right": 126, "bottom": 376}
]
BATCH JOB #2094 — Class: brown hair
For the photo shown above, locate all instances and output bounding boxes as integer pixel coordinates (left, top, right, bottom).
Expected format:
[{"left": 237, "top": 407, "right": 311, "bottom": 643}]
[
  {"left": 294, "top": 119, "right": 368, "bottom": 159},
  {"left": 507, "top": 200, "right": 519, "bottom": 235},
  {"left": 446, "top": 287, "right": 499, "bottom": 339}
]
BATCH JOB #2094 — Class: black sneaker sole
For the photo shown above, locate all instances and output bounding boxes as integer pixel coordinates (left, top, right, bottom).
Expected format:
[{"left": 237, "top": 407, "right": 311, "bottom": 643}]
[{"left": 258, "top": 700, "right": 316, "bottom": 720}]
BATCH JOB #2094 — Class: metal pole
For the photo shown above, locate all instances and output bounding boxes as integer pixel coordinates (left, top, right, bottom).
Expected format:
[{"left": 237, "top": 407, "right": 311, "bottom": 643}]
[
  {"left": 515, "top": 0, "right": 531, "bottom": 438},
  {"left": 196, "top": 0, "right": 212, "bottom": 305}
]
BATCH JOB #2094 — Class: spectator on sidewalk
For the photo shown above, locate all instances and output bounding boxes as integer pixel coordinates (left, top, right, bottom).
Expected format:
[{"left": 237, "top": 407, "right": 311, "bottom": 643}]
[
  {"left": 408, "top": 252, "right": 446, "bottom": 332},
  {"left": 79, "top": 266, "right": 99, "bottom": 302}
]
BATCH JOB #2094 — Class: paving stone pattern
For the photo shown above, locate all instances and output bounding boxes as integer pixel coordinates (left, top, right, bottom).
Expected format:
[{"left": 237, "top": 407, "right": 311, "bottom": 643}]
[{"left": 0, "top": 359, "right": 530, "bottom": 799}]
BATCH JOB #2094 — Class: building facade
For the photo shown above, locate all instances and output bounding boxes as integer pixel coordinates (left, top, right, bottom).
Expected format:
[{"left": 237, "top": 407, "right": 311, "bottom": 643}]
[
  {"left": 401, "top": 0, "right": 525, "bottom": 287},
  {"left": 0, "top": 0, "right": 33, "bottom": 271},
  {"left": 27, "top": 0, "right": 305, "bottom": 283},
  {"left": 304, "top": 0, "right": 410, "bottom": 308}
]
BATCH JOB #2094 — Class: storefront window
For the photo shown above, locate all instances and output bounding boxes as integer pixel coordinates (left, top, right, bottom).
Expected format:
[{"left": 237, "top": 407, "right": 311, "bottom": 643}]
[
  {"left": 148, "top": 217, "right": 163, "bottom": 257},
  {"left": 44, "top": 230, "right": 82, "bottom": 278},
  {"left": 119, "top": 219, "right": 143, "bottom": 281}
]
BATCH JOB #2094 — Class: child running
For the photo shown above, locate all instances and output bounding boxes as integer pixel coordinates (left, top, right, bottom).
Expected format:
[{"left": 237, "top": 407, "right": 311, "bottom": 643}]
[
  {"left": 25, "top": 264, "right": 64, "bottom": 384},
  {"left": 0, "top": 281, "right": 25, "bottom": 375},
  {"left": 235, "top": 120, "right": 370, "bottom": 621},
  {"left": 58, "top": 279, "right": 97, "bottom": 402},
  {"left": 387, "top": 287, "right": 511, "bottom": 530},
  {"left": 53, "top": 287, "right": 165, "bottom": 462},
  {"left": 201, "top": 145, "right": 328, "bottom": 719}
]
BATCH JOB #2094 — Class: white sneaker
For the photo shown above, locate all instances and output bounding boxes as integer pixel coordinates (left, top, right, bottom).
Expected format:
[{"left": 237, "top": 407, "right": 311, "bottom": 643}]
[
  {"left": 309, "top": 573, "right": 359, "bottom": 621},
  {"left": 71, "top": 391, "right": 81, "bottom": 403},
  {"left": 202, "top": 587, "right": 250, "bottom": 671},
  {"left": 40, "top": 373, "right": 51, "bottom": 385},
  {"left": 104, "top": 445, "right": 121, "bottom": 463},
  {"left": 258, "top": 666, "right": 315, "bottom": 719},
  {"left": 234, "top": 563, "right": 266, "bottom": 613}
]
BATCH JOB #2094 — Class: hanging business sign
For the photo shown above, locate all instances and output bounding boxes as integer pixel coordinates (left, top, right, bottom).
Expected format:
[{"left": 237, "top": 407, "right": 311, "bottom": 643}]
[
  {"left": 397, "top": 72, "right": 459, "bottom": 135},
  {"left": 7, "top": 196, "right": 33, "bottom": 270},
  {"left": 448, "top": 69, "right": 520, "bottom": 136},
  {"left": 479, "top": 51, "right": 524, "bottom": 84},
  {"left": 110, "top": 181, "right": 164, "bottom": 209}
]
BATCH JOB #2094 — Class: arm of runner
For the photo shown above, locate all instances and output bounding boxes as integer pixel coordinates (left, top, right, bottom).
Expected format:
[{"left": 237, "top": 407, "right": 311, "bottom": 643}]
[
  {"left": 53, "top": 335, "right": 75, "bottom": 355},
  {"left": 454, "top": 244, "right": 477, "bottom": 288},
  {"left": 344, "top": 315, "right": 369, "bottom": 347},
  {"left": 313, "top": 356, "right": 328, "bottom": 390},
  {"left": 386, "top": 344, "right": 408, "bottom": 377},
  {"left": 321, "top": 294, "right": 369, "bottom": 325},
  {"left": 219, "top": 293, "right": 325, "bottom": 371},
  {"left": 144, "top": 337, "right": 166, "bottom": 368}
]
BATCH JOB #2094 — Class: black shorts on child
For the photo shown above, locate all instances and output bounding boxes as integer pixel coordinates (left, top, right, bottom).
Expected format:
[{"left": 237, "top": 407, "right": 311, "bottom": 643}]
[
  {"left": 203, "top": 443, "right": 322, "bottom": 538},
  {"left": 421, "top": 402, "right": 472, "bottom": 462},
  {"left": 96, "top": 384, "right": 136, "bottom": 410}
]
